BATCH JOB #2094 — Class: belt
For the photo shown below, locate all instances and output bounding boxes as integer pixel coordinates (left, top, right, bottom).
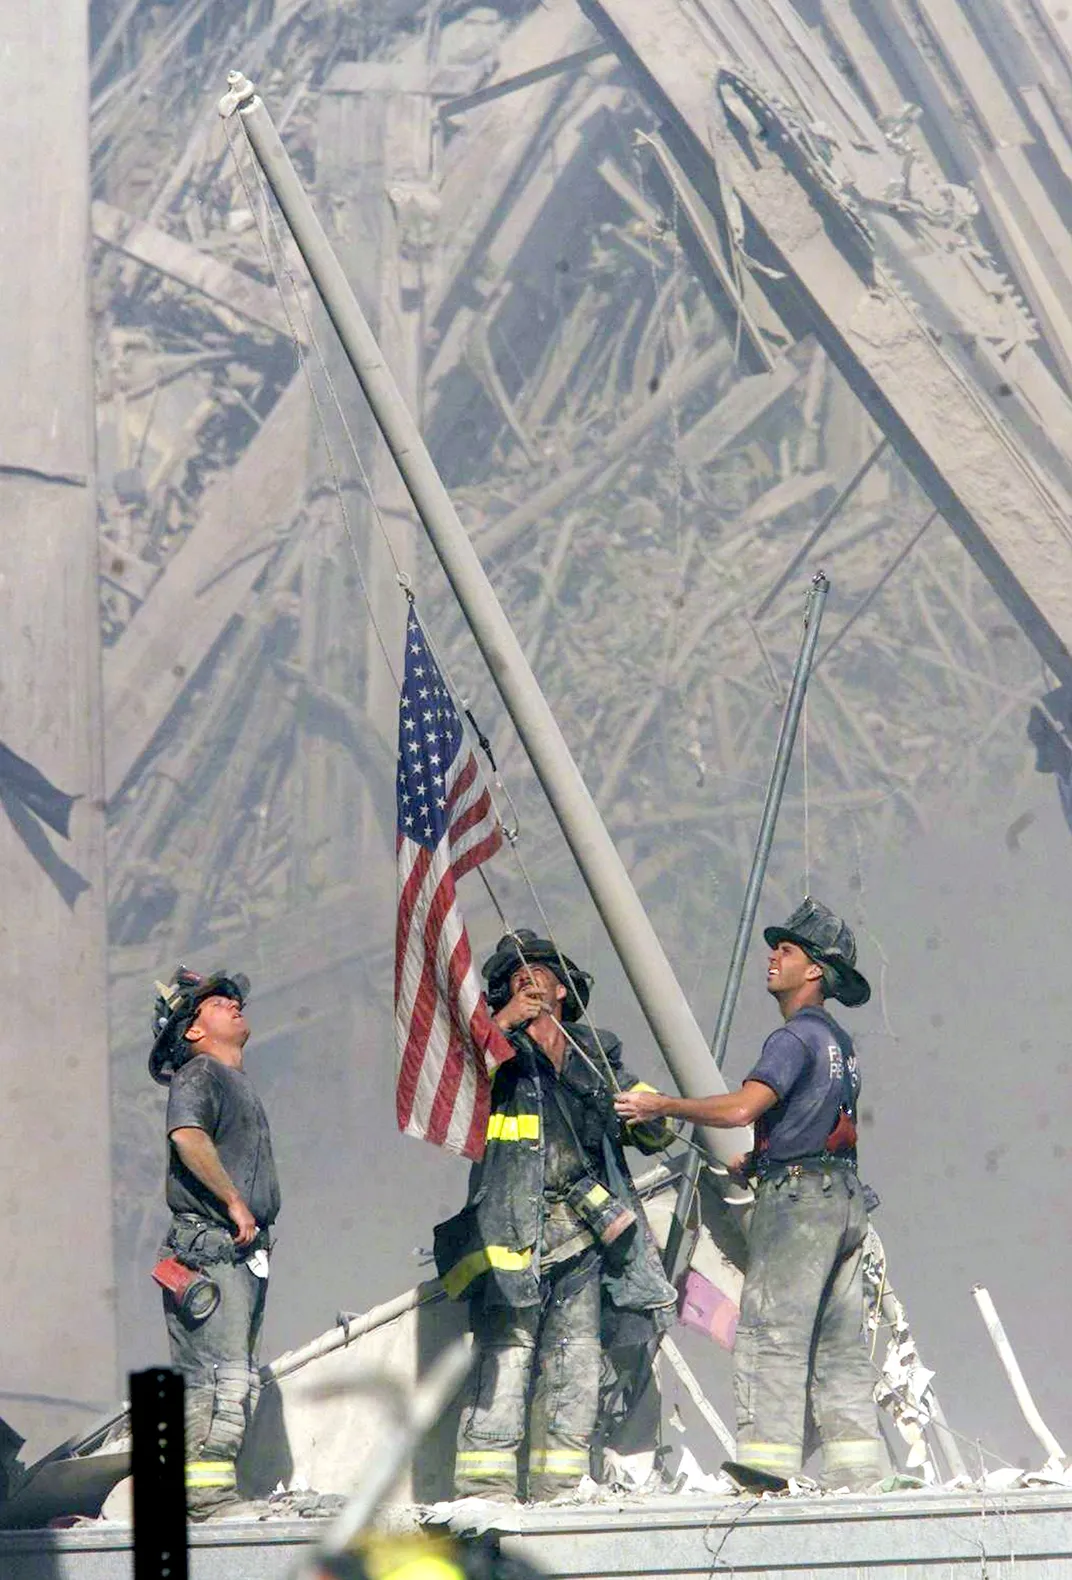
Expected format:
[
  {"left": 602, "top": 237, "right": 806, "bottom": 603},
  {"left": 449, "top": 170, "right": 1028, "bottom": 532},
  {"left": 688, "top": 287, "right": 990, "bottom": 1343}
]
[
  {"left": 756, "top": 1154, "right": 856, "bottom": 1182},
  {"left": 169, "top": 1214, "right": 270, "bottom": 1261}
]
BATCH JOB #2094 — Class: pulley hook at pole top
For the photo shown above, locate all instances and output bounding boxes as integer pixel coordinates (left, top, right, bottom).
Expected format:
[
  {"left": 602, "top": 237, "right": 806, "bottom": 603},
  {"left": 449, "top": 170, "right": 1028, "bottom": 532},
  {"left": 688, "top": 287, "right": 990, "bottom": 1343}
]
[{"left": 217, "top": 71, "right": 752, "bottom": 1178}]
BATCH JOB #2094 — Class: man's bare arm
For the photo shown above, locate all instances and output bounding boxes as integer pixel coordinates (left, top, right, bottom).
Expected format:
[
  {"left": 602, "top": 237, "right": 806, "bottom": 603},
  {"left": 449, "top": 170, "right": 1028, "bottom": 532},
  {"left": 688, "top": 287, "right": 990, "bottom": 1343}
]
[
  {"left": 170, "top": 1127, "right": 257, "bottom": 1246},
  {"left": 614, "top": 1079, "right": 778, "bottom": 1129}
]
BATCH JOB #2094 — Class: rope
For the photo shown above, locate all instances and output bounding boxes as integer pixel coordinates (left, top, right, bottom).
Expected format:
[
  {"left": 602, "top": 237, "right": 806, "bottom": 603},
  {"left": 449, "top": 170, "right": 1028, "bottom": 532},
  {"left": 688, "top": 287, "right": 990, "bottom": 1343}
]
[
  {"left": 410, "top": 610, "right": 639, "bottom": 1101},
  {"left": 802, "top": 690, "right": 811, "bottom": 898},
  {"left": 632, "top": 134, "right": 687, "bottom": 568}
]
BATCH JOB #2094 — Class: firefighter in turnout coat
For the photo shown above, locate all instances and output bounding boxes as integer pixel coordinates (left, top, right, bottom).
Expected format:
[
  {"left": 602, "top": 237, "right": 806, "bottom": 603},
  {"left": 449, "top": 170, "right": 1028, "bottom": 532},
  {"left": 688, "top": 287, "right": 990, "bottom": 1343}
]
[
  {"left": 615, "top": 900, "right": 886, "bottom": 1492},
  {"left": 435, "top": 931, "right": 677, "bottom": 1502}
]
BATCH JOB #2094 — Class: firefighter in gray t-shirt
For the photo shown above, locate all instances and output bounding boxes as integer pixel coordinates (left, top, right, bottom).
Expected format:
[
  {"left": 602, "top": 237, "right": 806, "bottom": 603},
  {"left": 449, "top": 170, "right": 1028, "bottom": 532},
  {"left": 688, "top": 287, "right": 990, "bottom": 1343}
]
[
  {"left": 615, "top": 899, "right": 885, "bottom": 1492},
  {"left": 149, "top": 967, "right": 280, "bottom": 1519}
]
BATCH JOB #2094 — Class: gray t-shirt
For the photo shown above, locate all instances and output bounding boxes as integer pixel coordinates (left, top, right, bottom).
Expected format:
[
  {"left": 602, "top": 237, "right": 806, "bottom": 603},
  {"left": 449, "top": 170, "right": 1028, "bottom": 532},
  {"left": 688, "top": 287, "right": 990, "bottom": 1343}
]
[{"left": 165, "top": 1055, "right": 281, "bottom": 1228}]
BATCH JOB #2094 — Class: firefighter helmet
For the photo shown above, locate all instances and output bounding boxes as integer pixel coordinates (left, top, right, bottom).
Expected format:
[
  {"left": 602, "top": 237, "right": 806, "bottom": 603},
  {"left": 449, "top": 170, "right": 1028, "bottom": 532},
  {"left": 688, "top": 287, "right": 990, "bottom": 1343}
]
[
  {"left": 148, "top": 966, "right": 250, "bottom": 1085},
  {"left": 481, "top": 929, "right": 592, "bottom": 1023}
]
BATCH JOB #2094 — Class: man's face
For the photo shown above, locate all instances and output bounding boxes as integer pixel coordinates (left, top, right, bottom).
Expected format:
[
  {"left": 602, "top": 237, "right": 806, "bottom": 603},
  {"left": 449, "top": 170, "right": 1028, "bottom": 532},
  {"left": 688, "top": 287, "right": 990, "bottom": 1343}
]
[
  {"left": 508, "top": 963, "right": 565, "bottom": 1013},
  {"left": 187, "top": 992, "right": 249, "bottom": 1048},
  {"left": 766, "top": 940, "right": 820, "bottom": 996}
]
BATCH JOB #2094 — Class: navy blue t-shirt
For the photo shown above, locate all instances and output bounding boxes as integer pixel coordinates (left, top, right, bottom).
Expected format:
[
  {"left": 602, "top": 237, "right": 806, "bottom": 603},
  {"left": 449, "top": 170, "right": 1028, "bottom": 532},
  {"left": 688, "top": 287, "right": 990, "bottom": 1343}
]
[{"left": 747, "top": 1006, "right": 860, "bottom": 1165}]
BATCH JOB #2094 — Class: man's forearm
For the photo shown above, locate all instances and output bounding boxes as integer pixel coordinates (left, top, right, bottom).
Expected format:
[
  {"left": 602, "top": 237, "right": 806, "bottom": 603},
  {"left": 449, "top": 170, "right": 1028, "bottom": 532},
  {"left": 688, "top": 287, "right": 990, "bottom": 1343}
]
[
  {"left": 660, "top": 1092, "right": 758, "bottom": 1128},
  {"left": 171, "top": 1128, "right": 243, "bottom": 1209}
]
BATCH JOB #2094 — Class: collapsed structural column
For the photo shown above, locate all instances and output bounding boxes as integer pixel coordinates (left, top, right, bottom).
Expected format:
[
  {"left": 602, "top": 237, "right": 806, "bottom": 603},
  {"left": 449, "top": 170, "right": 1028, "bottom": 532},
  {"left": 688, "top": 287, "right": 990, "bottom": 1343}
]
[{"left": 0, "top": 7, "right": 116, "bottom": 1456}]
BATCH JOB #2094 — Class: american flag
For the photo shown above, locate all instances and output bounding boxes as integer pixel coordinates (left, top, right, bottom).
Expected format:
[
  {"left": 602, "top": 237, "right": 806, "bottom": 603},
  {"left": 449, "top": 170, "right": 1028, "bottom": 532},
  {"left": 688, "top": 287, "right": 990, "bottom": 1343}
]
[{"left": 394, "top": 607, "right": 514, "bottom": 1160}]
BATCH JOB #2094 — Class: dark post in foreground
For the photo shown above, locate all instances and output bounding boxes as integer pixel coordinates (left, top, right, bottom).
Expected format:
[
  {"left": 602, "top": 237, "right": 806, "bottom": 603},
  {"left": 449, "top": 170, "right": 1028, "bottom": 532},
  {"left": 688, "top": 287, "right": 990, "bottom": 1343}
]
[{"left": 131, "top": 1368, "right": 188, "bottom": 1580}]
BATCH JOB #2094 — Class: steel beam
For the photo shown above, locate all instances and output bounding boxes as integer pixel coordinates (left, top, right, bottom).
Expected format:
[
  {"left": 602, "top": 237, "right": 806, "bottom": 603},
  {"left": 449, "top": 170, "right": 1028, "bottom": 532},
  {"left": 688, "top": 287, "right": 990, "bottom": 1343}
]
[{"left": 577, "top": 0, "right": 1072, "bottom": 683}]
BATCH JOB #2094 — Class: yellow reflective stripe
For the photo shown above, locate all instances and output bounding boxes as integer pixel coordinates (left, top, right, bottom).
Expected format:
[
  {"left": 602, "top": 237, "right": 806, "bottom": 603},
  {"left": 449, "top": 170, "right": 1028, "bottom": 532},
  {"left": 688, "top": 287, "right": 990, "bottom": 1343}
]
[
  {"left": 529, "top": 1448, "right": 589, "bottom": 1471},
  {"left": 736, "top": 1441, "right": 801, "bottom": 1472},
  {"left": 455, "top": 1449, "right": 517, "bottom": 1468},
  {"left": 824, "top": 1438, "right": 882, "bottom": 1466},
  {"left": 185, "top": 1460, "right": 237, "bottom": 1488},
  {"left": 486, "top": 1112, "right": 540, "bottom": 1142},
  {"left": 442, "top": 1244, "right": 532, "bottom": 1298},
  {"left": 581, "top": 1181, "right": 609, "bottom": 1206}
]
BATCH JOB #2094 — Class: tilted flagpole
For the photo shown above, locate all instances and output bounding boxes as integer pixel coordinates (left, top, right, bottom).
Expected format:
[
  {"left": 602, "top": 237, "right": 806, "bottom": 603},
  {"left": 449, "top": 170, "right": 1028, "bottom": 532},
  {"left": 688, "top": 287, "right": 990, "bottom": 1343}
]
[{"left": 219, "top": 71, "right": 752, "bottom": 1174}]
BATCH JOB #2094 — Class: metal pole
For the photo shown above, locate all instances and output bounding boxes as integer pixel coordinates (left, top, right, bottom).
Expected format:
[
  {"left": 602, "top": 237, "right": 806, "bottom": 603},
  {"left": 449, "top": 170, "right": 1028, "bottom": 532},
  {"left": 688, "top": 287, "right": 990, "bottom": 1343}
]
[
  {"left": 663, "top": 573, "right": 828, "bottom": 1275},
  {"left": 711, "top": 570, "right": 828, "bottom": 1067},
  {"left": 314, "top": 1339, "right": 473, "bottom": 1560},
  {"left": 220, "top": 74, "right": 750, "bottom": 1170},
  {"left": 972, "top": 1284, "right": 1067, "bottom": 1466}
]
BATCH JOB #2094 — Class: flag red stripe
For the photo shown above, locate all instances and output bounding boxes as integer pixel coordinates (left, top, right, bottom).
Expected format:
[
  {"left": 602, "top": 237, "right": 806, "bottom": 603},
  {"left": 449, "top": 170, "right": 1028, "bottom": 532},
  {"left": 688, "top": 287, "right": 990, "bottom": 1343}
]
[
  {"left": 453, "top": 827, "right": 502, "bottom": 883},
  {"left": 449, "top": 786, "right": 493, "bottom": 848},
  {"left": 425, "top": 925, "right": 475, "bottom": 1144}
]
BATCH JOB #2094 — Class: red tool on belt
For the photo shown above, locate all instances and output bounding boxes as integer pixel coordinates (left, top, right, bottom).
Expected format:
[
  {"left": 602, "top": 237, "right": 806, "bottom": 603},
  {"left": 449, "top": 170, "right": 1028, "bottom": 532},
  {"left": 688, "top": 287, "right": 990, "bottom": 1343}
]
[{"left": 152, "top": 1256, "right": 220, "bottom": 1323}]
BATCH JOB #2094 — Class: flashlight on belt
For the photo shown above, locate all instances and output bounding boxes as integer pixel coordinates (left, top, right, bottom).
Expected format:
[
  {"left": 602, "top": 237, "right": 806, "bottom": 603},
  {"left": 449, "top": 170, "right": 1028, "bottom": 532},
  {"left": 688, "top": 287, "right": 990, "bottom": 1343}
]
[{"left": 152, "top": 1255, "right": 221, "bottom": 1324}]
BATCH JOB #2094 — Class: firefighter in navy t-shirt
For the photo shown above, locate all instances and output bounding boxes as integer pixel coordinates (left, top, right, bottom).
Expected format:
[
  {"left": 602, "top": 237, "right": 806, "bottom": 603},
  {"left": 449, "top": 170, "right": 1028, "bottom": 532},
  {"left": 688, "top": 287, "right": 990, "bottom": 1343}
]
[{"left": 615, "top": 898, "right": 885, "bottom": 1491}]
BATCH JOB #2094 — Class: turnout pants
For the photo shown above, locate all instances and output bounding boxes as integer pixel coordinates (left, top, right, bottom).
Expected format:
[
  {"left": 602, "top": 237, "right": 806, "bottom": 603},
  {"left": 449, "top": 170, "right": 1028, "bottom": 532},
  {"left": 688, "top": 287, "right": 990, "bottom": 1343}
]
[
  {"left": 733, "top": 1168, "right": 885, "bottom": 1491},
  {"left": 455, "top": 1254, "right": 601, "bottom": 1502},
  {"left": 161, "top": 1217, "right": 267, "bottom": 1518}
]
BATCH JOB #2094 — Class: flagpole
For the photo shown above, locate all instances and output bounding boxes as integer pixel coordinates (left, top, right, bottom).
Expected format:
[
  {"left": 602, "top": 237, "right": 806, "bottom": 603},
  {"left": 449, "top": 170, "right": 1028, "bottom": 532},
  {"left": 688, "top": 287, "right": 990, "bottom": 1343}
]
[
  {"left": 220, "top": 71, "right": 752, "bottom": 1175},
  {"left": 663, "top": 572, "right": 828, "bottom": 1275}
]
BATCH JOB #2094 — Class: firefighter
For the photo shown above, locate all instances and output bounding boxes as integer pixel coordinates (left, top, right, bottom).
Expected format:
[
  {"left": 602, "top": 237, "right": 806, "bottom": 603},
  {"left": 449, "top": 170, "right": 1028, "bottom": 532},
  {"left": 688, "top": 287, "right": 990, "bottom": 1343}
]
[
  {"left": 435, "top": 930, "right": 677, "bottom": 1502},
  {"left": 149, "top": 967, "right": 280, "bottom": 1519},
  {"left": 614, "top": 899, "right": 885, "bottom": 1492}
]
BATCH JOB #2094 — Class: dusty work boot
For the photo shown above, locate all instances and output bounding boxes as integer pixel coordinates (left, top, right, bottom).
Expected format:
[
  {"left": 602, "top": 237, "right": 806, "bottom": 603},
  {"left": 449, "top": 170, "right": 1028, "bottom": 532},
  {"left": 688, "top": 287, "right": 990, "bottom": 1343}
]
[
  {"left": 820, "top": 1436, "right": 886, "bottom": 1492},
  {"left": 201, "top": 1498, "right": 270, "bottom": 1522}
]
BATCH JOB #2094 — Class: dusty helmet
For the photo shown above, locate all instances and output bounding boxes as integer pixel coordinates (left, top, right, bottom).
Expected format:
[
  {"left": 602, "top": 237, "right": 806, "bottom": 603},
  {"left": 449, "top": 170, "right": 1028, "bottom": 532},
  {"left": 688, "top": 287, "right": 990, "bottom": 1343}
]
[
  {"left": 148, "top": 966, "right": 250, "bottom": 1085},
  {"left": 481, "top": 929, "right": 592, "bottom": 1023},
  {"left": 763, "top": 898, "right": 870, "bottom": 1007}
]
